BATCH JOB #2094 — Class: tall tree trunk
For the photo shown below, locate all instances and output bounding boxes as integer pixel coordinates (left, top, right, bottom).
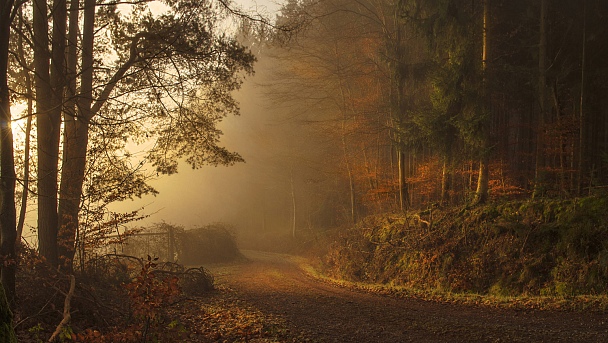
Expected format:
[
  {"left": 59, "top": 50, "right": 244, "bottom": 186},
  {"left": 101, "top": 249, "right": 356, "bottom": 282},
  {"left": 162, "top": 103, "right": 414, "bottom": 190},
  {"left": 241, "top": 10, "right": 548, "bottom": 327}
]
[
  {"left": 474, "top": 0, "right": 490, "bottom": 205},
  {"left": 533, "top": 0, "right": 548, "bottom": 198},
  {"left": 33, "top": 0, "right": 55, "bottom": 267},
  {"left": 57, "top": 0, "right": 93, "bottom": 271},
  {"left": 552, "top": 85, "right": 567, "bottom": 196},
  {"left": 341, "top": 125, "right": 356, "bottom": 224},
  {"left": 167, "top": 225, "right": 174, "bottom": 262},
  {"left": 474, "top": 156, "right": 489, "bottom": 204},
  {"left": 15, "top": 95, "right": 31, "bottom": 245},
  {"left": 290, "top": 168, "right": 296, "bottom": 238},
  {"left": 397, "top": 148, "right": 408, "bottom": 211},
  {"left": 442, "top": 99, "right": 460, "bottom": 205},
  {"left": 0, "top": 0, "right": 17, "bottom": 307},
  {"left": 57, "top": 0, "right": 79, "bottom": 267},
  {"left": 35, "top": 0, "right": 67, "bottom": 268},
  {"left": 577, "top": 0, "right": 587, "bottom": 195},
  {"left": 334, "top": 48, "right": 356, "bottom": 224},
  {"left": 394, "top": 6, "right": 409, "bottom": 212},
  {"left": 57, "top": 0, "right": 145, "bottom": 269},
  {"left": 15, "top": 14, "right": 32, "bottom": 244},
  {"left": 440, "top": 157, "right": 449, "bottom": 205}
]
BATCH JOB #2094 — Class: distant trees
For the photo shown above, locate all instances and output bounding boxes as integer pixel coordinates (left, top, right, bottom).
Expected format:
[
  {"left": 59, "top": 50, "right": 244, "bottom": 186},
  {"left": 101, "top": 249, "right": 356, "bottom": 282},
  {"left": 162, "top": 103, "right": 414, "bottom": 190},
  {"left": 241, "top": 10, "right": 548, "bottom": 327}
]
[
  {"left": 266, "top": 0, "right": 608, "bottom": 225},
  {"left": 267, "top": 0, "right": 405, "bottom": 224}
]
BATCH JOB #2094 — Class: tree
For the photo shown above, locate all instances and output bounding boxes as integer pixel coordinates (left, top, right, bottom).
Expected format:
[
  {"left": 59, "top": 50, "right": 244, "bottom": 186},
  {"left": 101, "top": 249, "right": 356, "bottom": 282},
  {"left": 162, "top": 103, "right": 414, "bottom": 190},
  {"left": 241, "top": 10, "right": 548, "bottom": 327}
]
[
  {"left": 401, "top": 0, "right": 486, "bottom": 204},
  {"left": 269, "top": 0, "right": 371, "bottom": 222},
  {"left": 271, "top": 0, "right": 433, "bottom": 220},
  {"left": 230, "top": 0, "right": 608, "bottom": 230},
  {"left": 26, "top": 0, "right": 255, "bottom": 269},
  {"left": 33, "top": 0, "right": 64, "bottom": 268},
  {"left": 57, "top": 0, "right": 94, "bottom": 270},
  {"left": 533, "top": 0, "right": 547, "bottom": 198},
  {"left": 0, "top": 0, "right": 18, "bottom": 306},
  {"left": 577, "top": 0, "right": 587, "bottom": 195},
  {"left": 473, "top": 0, "right": 490, "bottom": 204},
  {"left": 11, "top": 8, "right": 34, "bottom": 245}
]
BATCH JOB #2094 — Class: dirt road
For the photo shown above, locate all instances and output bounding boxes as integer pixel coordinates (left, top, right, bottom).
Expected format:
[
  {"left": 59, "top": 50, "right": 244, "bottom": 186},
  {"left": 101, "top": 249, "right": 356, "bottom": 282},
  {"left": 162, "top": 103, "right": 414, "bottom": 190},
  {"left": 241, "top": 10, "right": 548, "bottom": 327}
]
[{"left": 203, "top": 250, "right": 608, "bottom": 342}]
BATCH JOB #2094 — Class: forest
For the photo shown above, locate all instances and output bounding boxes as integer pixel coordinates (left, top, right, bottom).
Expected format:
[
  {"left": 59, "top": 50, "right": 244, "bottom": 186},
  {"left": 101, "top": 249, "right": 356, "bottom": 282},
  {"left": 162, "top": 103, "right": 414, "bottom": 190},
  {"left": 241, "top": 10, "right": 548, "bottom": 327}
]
[
  {"left": 259, "top": 0, "right": 608, "bottom": 223},
  {"left": 1, "top": 0, "right": 608, "bottom": 341}
]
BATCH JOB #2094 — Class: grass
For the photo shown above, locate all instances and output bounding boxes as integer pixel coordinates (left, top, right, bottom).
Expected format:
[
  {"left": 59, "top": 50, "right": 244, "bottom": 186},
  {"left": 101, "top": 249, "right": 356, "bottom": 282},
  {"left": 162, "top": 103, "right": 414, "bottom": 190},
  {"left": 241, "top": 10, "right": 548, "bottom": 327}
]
[{"left": 299, "top": 257, "right": 608, "bottom": 312}]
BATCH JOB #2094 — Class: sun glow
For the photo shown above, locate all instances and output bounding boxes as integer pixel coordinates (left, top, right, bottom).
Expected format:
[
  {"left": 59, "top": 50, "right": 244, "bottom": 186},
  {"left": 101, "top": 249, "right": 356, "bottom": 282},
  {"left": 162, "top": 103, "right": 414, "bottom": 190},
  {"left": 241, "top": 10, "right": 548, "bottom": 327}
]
[{"left": 10, "top": 101, "right": 30, "bottom": 149}]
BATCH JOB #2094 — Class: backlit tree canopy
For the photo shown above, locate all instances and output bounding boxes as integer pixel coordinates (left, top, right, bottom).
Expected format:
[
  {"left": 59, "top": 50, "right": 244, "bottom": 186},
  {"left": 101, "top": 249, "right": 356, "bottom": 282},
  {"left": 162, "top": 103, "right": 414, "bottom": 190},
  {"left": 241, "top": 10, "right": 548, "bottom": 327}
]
[{"left": 6, "top": 0, "right": 256, "bottom": 271}]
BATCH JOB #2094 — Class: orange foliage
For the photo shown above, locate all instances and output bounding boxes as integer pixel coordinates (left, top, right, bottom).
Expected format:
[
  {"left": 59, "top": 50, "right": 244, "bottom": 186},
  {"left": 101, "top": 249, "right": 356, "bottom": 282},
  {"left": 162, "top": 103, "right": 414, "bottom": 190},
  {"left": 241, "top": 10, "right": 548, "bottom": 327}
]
[{"left": 71, "top": 256, "right": 185, "bottom": 343}]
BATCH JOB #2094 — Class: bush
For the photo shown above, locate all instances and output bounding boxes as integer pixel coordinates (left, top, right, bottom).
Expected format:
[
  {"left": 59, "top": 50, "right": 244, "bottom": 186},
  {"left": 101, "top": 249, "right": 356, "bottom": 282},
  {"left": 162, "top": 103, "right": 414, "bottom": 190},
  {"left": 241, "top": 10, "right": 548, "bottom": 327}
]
[
  {"left": 121, "top": 222, "right": 242, "bottom": 265},
  {"left": 179, "top": 223, "right": 242, "bottom": 265},
  {"left": 15, "top": 250, "right": 214, "bottom": 342}
]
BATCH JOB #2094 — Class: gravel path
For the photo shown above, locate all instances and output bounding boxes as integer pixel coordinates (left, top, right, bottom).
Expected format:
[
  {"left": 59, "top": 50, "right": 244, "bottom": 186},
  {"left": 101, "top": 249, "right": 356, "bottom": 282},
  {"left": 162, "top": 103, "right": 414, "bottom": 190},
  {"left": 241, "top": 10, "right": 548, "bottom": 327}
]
[{"left": 206, "top": 250, "right": 608, "bottom": 342}]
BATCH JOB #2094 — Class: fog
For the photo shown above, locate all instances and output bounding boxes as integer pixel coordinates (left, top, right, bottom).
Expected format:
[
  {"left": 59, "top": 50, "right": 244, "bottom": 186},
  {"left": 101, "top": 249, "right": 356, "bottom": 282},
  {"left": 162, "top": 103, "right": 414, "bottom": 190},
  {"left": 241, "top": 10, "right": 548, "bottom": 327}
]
[
  {"left": 114, "top": 85, "right": 268, "bottom": 228},
  {"left": 111, "top": 47, "right": 342, "bottom": 247}
]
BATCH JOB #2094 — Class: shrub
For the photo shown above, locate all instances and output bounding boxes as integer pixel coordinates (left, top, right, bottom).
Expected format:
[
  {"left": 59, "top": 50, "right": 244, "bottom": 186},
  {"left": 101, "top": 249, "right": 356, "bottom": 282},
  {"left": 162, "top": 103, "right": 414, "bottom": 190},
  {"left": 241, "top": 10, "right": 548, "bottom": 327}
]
[
  {"left": 121, "top": 222, "right": 242, "bottom": 265},
  {"left": 179, "top": 223, "right": 242, "bottom": 264}
]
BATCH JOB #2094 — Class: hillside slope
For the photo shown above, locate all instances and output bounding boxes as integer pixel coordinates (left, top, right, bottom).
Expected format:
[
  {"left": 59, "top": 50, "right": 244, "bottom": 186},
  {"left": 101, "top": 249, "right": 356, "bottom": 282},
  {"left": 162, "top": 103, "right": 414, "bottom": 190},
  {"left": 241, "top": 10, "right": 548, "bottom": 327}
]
[{"left": 319, "top": 197, "right": 608, "bottom": 298}]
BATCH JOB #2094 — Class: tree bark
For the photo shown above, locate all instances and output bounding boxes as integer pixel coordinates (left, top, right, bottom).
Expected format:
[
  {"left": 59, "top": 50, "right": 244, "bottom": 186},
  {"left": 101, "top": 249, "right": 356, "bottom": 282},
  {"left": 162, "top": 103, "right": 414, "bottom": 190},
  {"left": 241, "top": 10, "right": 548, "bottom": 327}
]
[
  {"left": 15, "top": 15, "right": 32, "bottom": 244},
  {"left": 340, "top": 118, "right": 356, "bottom": 224},
  {"left": 57, "top": 0, "right": 93, "bottom": 271},
  {"left": 577, "top": 0, "right": 587, "bottom": 195},
  {"left": 393, "top": 4, "right": 409, "bottom": 212},
  {"left": 15, "top": 7, "right": 34, "bottom": 245},
  {"left": 56, "top": 0, "right": 78, "bottom": 269},
  {"left": 398, "top": 148, "right": 408, "bottom": 211},
  {"left": 35, "top": 0, "right": 66, "bottom": 268},
  {"left": 290, "top": 168, "right": 296, "bottom": 238},
  {"left": 474, "top": 0, "right": 490, "bottom": 205},
  {"left": 0, "top": 0, "right": 18, "bottom": 307},
  {"left": 440, "top": 157, "right": 449, "bottom": 205},
  {"left": 533, "top": 0, "right": 548, "bottom": 198}
]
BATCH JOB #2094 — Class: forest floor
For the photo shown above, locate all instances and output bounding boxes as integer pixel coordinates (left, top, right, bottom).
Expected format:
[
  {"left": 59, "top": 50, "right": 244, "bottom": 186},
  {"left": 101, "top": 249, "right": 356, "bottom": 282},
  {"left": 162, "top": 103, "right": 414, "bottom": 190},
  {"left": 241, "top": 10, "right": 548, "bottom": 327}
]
[{"left": 171, "top": 250, "right": 608, "bottom": 342}]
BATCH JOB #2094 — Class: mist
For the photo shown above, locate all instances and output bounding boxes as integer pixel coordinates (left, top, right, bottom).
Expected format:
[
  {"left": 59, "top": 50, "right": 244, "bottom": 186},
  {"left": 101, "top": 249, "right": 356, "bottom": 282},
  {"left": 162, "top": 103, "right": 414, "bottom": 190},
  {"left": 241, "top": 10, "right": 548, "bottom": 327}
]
[
  {"left": 110, "top": 47, "right": 341, "bottom": 249},
  {"left": 6, "top": 0, "right": 608, "bottom": 340}
]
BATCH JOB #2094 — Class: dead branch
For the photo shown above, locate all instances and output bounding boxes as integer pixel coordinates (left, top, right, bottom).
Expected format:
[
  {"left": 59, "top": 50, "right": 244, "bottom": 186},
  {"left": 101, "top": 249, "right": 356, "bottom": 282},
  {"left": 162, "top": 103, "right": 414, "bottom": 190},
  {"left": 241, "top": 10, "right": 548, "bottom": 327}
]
[{"left": 48, "top": 275, "right": 76, "bottom": 342}]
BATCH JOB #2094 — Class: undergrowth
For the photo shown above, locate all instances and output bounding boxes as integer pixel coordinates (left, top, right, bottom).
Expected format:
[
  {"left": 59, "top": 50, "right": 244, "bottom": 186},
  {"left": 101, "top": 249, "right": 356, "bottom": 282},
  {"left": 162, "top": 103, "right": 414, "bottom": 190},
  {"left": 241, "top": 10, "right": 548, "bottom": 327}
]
[
  {"left": 15, "top": 251, "right": 214, "bottom": 342},
  {"left": 318, "top": 196, "right": 608, "bottom": 302}
]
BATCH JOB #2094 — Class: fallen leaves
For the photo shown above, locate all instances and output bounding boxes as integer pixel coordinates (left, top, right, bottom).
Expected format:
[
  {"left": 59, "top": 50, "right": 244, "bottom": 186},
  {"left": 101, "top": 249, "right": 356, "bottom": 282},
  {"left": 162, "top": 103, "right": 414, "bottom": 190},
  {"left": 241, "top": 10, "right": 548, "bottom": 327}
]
[{"left": 167, "top": 286, "right": 294, "bottom": 342}]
